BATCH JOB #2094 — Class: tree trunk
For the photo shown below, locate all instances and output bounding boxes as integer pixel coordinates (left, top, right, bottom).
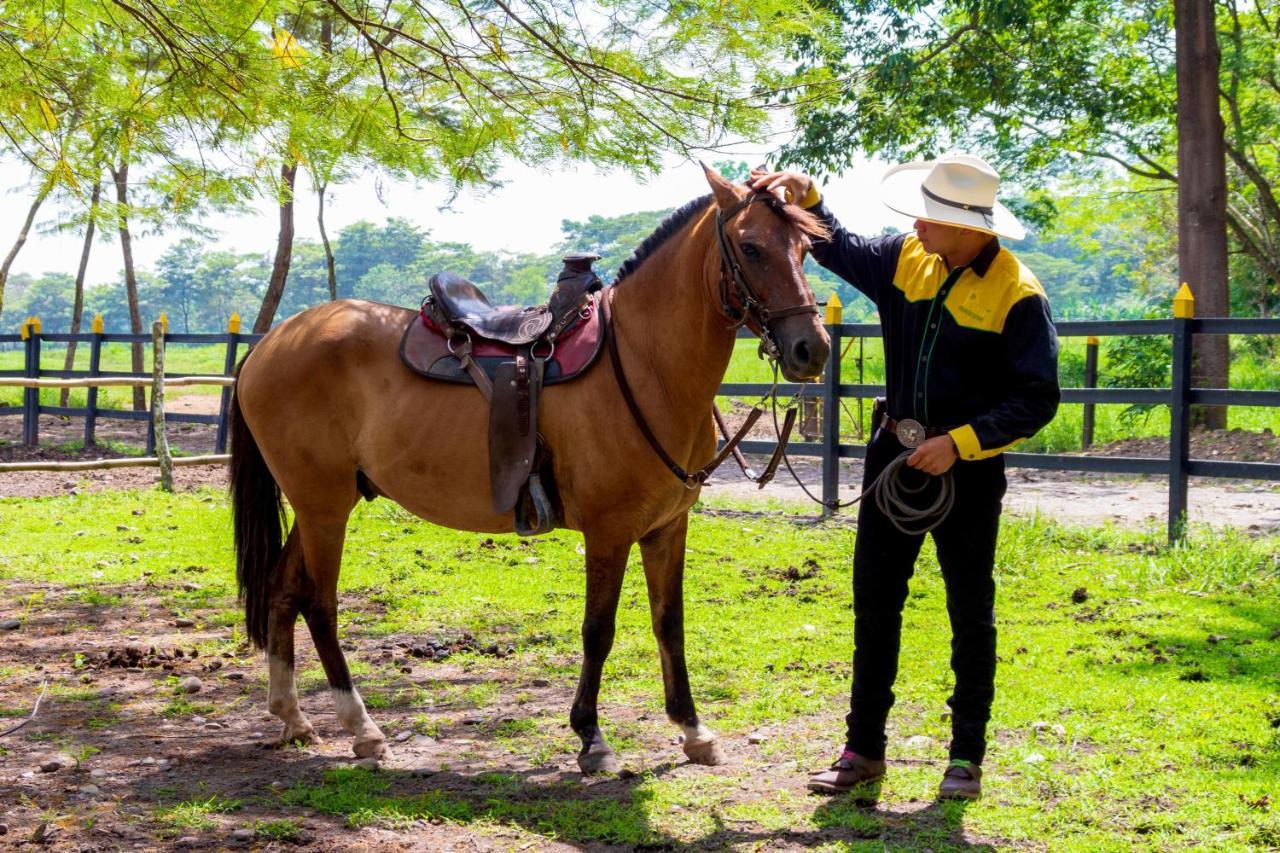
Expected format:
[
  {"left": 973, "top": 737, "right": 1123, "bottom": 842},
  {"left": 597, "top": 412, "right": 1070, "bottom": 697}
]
[
  {"left": 254, "top": 159, "right": 298, "bottom": 333},
  {"left": 1175, "top": 0, "right": 1230, "bottom": 430},
  {"left": 61, "top": 181, "right": 101, "bottom": 408},
  {"left": 0, "top": 178, "right": 54, "bottom": 318},
  {"left": 111, "top": 163, "right": 147, "bottom": 411},
  {"left": 316, "top": 178, "right": 338, "bottom": 301}
]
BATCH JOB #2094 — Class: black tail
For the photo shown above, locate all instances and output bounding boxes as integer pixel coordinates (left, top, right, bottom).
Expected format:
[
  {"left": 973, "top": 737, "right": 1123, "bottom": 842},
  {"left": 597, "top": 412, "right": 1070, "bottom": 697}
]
[{"left": 229, "top": 364, "right": 285, "bottom": 650}]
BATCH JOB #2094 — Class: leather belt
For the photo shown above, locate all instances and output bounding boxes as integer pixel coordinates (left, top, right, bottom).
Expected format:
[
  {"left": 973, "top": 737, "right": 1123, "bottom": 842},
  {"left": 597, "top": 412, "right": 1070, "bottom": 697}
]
[{"left": 879, "top": 414, "right": 952, "bottom": 449}]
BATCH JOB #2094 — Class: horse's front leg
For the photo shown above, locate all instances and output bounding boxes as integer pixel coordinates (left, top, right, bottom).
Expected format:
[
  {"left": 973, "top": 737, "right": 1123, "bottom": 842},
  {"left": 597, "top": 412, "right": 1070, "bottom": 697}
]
[
  {"left": 569, "top": 535, "right": 631, "bottom": 774},
  {"left": 639, "top": 513, "right": 725, "bottom": 765}
]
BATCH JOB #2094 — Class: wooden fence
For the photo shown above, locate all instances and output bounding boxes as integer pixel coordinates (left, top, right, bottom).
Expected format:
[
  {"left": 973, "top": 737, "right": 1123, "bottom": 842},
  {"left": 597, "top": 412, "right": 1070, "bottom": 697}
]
[
  {"left": 0, "top": 317, "right": 263, "bottom": 486},
  {"left": 0, "top": 313, "right": 263, "bottom": 457}
]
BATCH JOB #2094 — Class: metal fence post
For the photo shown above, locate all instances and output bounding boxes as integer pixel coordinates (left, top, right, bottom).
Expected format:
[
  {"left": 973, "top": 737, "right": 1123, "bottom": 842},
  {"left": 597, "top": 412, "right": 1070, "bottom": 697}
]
[
  {"left": 1082, "top": 335, "right": 1099, "bottom": 449},
  {"left": 1168, "top": 284, "right": 1195, "bottom": 542},
  {"left": 821, "top": 294, "right": 843, "bottom": 516},
  {"left": 215, "top": 313, "right": 241, "bottom": 454},
  {"left": 21, "top": 317, "right": 41, "bottom": 446}
]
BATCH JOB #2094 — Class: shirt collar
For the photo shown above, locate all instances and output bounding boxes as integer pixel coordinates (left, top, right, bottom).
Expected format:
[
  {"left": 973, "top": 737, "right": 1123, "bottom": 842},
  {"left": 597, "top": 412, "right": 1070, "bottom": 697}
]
[{"left": 968, "top": 237, "right": 1000, "bottom": 277}]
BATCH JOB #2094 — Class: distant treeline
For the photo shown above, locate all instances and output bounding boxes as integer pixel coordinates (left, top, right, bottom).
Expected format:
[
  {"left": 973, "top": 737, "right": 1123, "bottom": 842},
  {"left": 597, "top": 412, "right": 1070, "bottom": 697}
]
[{"left": 0, "top": 205, "right": 1159, "bottom": 334}]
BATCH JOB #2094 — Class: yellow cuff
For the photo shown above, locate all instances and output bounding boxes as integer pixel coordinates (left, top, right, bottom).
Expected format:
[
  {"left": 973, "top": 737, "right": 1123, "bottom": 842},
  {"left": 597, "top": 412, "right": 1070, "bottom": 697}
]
[
  {"left": 798, "top": 183, "right": 821, "bottom": 209},
  {"left": 947, "top": 424, "right": 1022, "bottom": 461}
]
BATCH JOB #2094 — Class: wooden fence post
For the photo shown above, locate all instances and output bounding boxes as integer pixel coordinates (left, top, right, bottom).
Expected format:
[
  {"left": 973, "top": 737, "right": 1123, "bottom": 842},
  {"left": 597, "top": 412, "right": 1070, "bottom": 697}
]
[
  {"left": 84, "top": 314, "right": 103, "bottom": 447},
  {"left": 821, "top": 294, "right": 843, "bottom": 516},
  {"left": 21, "top": 317, "right": 41, "bottom": 447},
  {"left": 1082, "top": 336, "right": 1099, "bottom": 449},
  {"left": 1169, "top": 284, "right": 1195, "bottom": 542},
  {"left": 215, "top": 313, "right": 241, "bottom": 454},
  {"left": 151, "top": 321, "right": 173, "bottom": 492}
]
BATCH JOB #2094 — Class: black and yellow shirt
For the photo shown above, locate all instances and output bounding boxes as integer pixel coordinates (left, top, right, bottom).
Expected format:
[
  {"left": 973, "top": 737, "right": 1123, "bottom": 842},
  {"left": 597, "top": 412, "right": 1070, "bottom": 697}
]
[{"left": 806, "top": 197, "right": 1060, "bottom": 461}]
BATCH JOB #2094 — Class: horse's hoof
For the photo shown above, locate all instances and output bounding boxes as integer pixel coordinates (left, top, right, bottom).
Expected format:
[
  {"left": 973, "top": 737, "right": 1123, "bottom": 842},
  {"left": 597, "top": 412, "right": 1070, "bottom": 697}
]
[
  {"left": 683, "top": 738, "right": 726, "bottom": 766},
  {"left": 577, "top": 745, "right": 620, "bottom": 775},
  {"left": 276, "top": 723, "right": 322, "bottom": 748},
  {"left": 353, "top": 734, "right": 389, "bottom": 760}
]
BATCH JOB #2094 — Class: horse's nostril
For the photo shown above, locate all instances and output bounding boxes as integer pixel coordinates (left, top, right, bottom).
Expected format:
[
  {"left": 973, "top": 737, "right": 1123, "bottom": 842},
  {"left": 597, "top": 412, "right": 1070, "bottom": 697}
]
[{"left": 792, "top": 339, "right": 811, "bottom": 366}]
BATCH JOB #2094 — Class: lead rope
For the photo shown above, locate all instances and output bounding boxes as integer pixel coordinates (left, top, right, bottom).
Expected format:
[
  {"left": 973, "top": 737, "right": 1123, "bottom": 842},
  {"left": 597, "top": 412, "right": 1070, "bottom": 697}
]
[{"left": 767, "top": 364, "right": 955, "bottom": 535}]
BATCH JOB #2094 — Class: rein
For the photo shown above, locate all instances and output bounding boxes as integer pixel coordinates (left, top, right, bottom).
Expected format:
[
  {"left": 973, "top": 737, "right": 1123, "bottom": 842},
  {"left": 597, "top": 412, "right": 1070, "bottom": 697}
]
[
  {"left": 602, "top": 288, "right": 772, "bottom": 488},
  {"left": 602, "top": 191, "right": 817, "bottom": 490}
]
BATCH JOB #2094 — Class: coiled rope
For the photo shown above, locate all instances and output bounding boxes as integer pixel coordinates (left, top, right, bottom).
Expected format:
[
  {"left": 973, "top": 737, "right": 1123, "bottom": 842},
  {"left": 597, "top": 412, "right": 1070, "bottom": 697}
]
[{"left": 766, "top": 365, "right": 955, "bottom": 535}]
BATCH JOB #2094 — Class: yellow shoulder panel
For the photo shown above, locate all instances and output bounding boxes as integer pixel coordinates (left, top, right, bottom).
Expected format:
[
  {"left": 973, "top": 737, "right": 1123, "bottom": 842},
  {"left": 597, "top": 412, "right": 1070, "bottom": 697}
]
[
  {"left": 945, "top": 249, "right": 1046, "bottom": 333},
  {"left": 892, "top": 235, "right": 947, "bottom": 302}
]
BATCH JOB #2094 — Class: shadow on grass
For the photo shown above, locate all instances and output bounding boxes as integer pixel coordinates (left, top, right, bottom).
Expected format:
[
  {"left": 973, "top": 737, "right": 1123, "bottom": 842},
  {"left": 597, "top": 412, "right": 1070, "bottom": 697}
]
[
  {"left": 1100, "top": 595, "right": 1280, "bottom": 688},
  {"left": 261, "top": 761, "right": 993, "bottom": 850}
]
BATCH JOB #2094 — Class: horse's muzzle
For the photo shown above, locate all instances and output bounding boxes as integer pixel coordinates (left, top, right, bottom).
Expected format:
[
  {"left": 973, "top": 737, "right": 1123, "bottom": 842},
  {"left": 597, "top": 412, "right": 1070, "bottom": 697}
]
[{"left": 774, "top": 317, "right": 831, "bottom": 382}]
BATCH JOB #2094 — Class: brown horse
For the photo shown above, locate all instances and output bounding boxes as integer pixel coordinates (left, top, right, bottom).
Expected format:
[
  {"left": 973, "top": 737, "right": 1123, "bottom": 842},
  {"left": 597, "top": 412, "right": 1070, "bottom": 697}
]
[{"left": 229, "top": 166, "right": 830, "bottom": 773}]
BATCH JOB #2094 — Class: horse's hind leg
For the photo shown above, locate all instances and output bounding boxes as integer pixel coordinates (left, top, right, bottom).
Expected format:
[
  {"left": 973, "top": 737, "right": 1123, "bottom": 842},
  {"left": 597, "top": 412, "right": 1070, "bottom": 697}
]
[
  {"left": 639, "top": 514, "right": 725, "bottom": 765},
  {"left": 267, "top": 528, "right": 321, "bottom": 746},
  {"left": 569, "top": 536, "right": 631, "bottom": 774},
  {"left": 295, "top": 511, "right": 389, "bottom": 759}
]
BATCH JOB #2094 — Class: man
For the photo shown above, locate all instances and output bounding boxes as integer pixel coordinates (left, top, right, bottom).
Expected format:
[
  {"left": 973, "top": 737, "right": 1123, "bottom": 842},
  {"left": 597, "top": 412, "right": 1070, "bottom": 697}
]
[{"left": 751, "top": 155, "right": 1060, "bottom": 800}]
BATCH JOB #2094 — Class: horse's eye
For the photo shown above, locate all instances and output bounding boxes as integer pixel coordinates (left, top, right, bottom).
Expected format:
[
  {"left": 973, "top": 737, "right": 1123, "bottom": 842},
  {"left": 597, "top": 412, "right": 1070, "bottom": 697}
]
[{"left": 740, "top": 241, "right": 761, "bottom": 259}]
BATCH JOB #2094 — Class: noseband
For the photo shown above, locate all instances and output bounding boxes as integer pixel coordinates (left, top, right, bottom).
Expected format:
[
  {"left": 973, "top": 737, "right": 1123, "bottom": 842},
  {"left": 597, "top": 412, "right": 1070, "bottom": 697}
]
[{"left": 714, "top": 192, "right": 821, "bottom": 361}]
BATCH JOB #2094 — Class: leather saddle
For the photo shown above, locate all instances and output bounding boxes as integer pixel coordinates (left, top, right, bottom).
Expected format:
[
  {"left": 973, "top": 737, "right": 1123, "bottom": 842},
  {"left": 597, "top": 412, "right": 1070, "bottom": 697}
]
[
  {"left": 428, "top": 274, "right": 553, "bottom": 345},
  {"left": 400, "top": 254, "right": 605, "bottom": 537}
]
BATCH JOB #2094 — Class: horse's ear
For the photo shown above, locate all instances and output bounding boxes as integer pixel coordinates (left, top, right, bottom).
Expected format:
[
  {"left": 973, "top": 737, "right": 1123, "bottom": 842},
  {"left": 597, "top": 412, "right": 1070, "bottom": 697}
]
[{"left": 701, "top": 161, "right": 747, "bottom": 211}]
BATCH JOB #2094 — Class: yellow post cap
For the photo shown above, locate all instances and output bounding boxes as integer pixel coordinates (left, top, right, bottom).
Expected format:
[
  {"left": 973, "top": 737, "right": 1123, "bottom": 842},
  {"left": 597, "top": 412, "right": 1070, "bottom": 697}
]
[
  {"left": 19, "top": 317, "right": 30, "bottom": 340},
  {"left": 30, "top": 315, "right": 41, "bottom": 333},
  {"left": 158, "top": 312, "right": 168, "bottom": 332},
  {"left": 1173, "top": 282, "right": 1195, "bottom": 319},
  {"left": 91, "top": 313, "right": 103, "bottom": 334},
  {"left": 824, "top": 291, "right": 843, "bottom": 325},
  {"left": 228, "top": 312, "right": 241, "bottom": 334},
  {"left": 1087, "top": 336, "right": 1099, "bottom": 346}
]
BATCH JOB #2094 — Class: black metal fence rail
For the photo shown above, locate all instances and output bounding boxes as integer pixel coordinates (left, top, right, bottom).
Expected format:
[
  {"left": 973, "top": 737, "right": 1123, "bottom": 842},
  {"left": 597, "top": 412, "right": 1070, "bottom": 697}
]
[
  {"left": 0, "top": 329, "right": 264, "bottom": 454},
  {"left": 720, "top": 304, "right": 1280, "bottom": 541},
  {"left": 4, "top": 301, "right": 1279, "bottom": 541}
]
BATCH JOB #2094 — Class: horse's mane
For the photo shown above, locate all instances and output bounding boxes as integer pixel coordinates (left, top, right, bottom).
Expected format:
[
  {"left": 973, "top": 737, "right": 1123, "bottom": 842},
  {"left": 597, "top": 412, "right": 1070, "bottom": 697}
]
[{"left": 612, "top": 191, "right": 830, "bottom": 286}]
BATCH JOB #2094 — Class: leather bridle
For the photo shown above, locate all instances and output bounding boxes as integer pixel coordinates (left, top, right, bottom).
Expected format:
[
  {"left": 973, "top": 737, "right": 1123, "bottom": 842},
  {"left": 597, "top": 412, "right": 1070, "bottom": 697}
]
[
  {"left": 714, "top": 192, "right": 821, "bottom": 360},
  {"left": 603, "top": 190, "right": 819, "bottom": 489}
]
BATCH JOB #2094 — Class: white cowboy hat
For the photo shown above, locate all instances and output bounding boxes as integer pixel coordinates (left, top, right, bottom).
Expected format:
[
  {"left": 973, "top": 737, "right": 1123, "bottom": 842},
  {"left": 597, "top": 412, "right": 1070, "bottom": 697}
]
[{"left": 880, "top": 154, "right": 1025, "bottom": 240}]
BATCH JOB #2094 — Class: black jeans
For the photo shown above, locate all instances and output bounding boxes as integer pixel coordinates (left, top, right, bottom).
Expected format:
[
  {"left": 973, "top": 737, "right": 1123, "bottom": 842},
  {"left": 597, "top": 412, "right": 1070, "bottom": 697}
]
[{"left": 845, "top": 429, "right": 1007, "bottom": 765}]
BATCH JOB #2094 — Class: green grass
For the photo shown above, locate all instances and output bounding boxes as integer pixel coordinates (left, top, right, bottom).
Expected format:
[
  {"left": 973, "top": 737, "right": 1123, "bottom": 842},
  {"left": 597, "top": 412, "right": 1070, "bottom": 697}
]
[
  {"left": 0, "top": 489, "right": 1276, "bottom": 849},
  {"left": 155, "top": 795, "right": 242, "bottom": 835}
]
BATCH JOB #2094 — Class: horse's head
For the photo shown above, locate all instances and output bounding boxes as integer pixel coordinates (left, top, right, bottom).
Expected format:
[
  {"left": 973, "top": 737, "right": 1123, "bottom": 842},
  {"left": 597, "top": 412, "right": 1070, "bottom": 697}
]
[{"left": 702, "top": 165, "right": 831, "bottom": 382}]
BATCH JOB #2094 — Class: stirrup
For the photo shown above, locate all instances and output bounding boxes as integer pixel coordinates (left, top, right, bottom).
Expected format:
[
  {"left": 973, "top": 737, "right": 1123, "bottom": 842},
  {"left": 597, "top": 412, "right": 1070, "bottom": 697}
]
[{"left": 514, "top": 473, "right": 557, "bottom": 536}]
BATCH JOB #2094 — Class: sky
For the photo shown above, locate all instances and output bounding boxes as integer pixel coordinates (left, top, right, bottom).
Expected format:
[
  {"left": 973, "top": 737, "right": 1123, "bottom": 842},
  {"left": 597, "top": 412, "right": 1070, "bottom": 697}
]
[{"left": 0, "top": 150, "right": 914, "bottom": 285}]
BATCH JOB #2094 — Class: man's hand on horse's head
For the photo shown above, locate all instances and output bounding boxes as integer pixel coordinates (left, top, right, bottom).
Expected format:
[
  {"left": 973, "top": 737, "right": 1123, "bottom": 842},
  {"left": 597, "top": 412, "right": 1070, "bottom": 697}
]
[
  {"left": 907, "top": 435, "right": 959, "bottom": 476},
  {"left": 749, "top": 168, "right": 814, "bottom": 206}
]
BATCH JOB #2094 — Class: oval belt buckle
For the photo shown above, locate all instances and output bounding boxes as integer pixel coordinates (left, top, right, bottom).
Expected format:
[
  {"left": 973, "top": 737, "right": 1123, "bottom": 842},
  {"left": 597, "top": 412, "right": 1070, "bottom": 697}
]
[{"left": 895, "top": 418, "right": 926, "bottom": 449}]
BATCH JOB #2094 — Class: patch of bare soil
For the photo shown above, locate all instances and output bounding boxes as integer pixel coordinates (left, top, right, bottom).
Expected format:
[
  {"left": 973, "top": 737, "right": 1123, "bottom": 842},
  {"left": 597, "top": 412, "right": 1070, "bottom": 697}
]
[
  {"left": 1082, "top": 426, "right": 1280, "bottom": 463},
  {"left": 0, "top": 581, "right": 1004, "bottom": 852}
]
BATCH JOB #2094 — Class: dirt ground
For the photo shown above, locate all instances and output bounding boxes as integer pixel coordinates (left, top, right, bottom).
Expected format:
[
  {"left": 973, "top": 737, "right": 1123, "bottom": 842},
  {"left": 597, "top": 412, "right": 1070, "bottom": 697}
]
[{"left": 0, "top": 579, "right": 983, "bottom": 852}]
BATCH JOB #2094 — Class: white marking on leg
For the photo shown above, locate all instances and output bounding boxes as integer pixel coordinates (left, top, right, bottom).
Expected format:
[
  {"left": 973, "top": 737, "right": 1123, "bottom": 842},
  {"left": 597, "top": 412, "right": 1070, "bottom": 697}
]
[
  {"left": 682, "top": 722, "right": 717, "bottom": 747},
  {"left": 333, "top": 687, "right": 387, "bottom": 758},
  {"left": 331, "top": 687, "right": 374, "bottom": 734},
  {"left": 267, "top": 655, "right": 315, "bottom": 740}
]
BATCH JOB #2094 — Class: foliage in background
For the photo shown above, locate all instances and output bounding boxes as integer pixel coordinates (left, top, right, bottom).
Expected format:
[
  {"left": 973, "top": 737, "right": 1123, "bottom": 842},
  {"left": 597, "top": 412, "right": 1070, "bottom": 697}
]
[{"left": 781, "top": 0, "right": 1280, "bottom": 316}]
